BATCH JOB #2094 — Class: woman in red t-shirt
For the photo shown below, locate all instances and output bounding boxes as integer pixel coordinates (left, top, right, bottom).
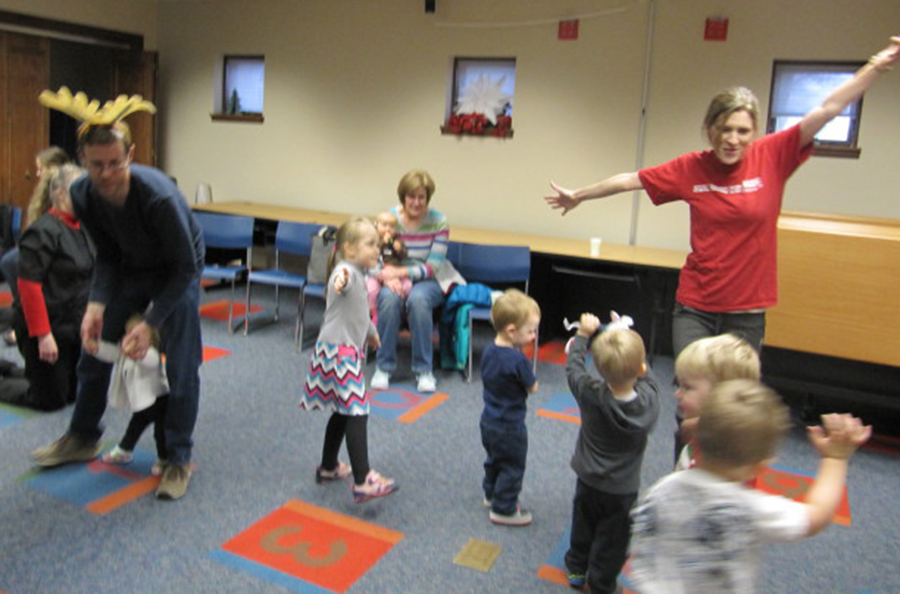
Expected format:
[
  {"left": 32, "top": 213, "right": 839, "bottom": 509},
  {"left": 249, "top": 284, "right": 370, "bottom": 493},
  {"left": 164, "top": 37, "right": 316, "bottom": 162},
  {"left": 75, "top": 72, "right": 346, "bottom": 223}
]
[
  {"left": 547, "top": 36, "right": 899, "bottom": 358},
  {"left": 547, "top": 36, "right": 898, "bottom": 459}
]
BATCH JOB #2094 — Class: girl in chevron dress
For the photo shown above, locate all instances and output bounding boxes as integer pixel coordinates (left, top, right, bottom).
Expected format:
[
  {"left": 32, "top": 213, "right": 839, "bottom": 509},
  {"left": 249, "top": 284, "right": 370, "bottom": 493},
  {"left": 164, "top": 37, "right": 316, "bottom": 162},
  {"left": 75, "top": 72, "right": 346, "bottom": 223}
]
[{"left": 301, "top": 217, "right": 398, "bottom": 502}]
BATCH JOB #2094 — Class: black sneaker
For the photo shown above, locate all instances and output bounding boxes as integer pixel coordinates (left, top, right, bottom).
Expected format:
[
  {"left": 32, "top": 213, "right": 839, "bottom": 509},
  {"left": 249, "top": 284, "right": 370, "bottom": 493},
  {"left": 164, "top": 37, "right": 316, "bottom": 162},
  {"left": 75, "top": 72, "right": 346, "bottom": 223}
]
[{"left": 30, "top": 433, "right": 100, "bottom": 468}]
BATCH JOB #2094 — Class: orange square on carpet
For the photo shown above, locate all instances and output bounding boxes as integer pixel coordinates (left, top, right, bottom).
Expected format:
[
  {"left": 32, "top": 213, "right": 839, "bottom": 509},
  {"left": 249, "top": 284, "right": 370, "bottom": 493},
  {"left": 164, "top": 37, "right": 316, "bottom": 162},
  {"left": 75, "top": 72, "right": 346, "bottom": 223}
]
[
  {"left": 0, "top": 291, "right": 11, "bottom": 307},
  {"left": 525, "top": 340, "right": 568, "bottom": 366},
  {"left": 754, "top": 467, "right": 851, "bottom": 526},
  {"left": 199, "top": 300, "right": 262, "bottom": 322},
  {"left": 202, "top": 345, "right": 231, "bottom": 363},
  {"left": 221, "top": 500, "right": 403, "bottom": 593}
]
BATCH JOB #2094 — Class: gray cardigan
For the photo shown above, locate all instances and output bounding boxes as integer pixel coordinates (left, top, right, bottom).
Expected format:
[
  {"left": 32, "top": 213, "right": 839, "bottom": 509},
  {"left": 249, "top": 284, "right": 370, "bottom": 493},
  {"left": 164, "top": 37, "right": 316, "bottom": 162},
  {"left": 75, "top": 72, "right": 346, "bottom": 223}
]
[{"left": 566, "top": 335, "right": 660, "bottom": 494}]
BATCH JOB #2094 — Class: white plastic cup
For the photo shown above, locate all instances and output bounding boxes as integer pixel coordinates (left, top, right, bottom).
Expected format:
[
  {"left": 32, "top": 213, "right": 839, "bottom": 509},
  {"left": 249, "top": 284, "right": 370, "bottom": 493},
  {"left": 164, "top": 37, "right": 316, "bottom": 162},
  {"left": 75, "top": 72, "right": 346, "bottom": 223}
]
[
  {"left": 590, "top": 237, "right": 602, "bottom": 257},
  {"left": 195, "top": 183, "right": 213, "bottom": 204}
]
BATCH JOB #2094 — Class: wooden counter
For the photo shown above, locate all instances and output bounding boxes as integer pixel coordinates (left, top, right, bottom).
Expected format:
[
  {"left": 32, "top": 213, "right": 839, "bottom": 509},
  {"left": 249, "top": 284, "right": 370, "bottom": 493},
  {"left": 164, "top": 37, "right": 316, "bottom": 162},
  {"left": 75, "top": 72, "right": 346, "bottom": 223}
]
[
  {"left": 767, "top": 211, "right": 900, "bottom": 367},
  {"left": 193, "top": 201, "right": 687, "bottom": 271}
]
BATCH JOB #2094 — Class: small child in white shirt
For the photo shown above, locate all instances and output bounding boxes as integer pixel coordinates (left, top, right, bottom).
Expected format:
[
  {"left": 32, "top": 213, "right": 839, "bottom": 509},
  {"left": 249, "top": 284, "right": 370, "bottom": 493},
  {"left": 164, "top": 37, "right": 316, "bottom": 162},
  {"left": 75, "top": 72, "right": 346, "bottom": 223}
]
[
  {"left": 630, "top": 379, "right": 870, "bottom": 594},
  {"left": 94, "top": 314, "right": 170, "bottom": 476}
]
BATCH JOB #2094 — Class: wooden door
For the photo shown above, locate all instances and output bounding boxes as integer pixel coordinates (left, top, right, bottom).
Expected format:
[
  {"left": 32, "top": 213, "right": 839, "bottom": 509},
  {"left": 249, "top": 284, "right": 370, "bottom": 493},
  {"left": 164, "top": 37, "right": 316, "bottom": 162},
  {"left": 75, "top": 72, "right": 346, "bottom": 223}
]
[
  {"left": 0, "top": 31, "right": 49, "bottom": 209},
  {"left": 112, "top": 51, "right": 158, "bottom": 167}
]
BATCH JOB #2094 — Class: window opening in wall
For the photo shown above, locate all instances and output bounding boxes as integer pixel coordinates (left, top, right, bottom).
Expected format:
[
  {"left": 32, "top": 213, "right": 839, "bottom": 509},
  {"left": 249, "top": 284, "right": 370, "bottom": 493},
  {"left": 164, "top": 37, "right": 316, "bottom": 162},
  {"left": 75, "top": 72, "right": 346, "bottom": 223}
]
[
  {"left": 767, "top": 61, "right": 864, "bottom": 158},
  {"left": 213, "top": 54, "right": 265, "bottom": 123},
  {"left": 443, "top": 57, "right": 515, "bottom": 138}
]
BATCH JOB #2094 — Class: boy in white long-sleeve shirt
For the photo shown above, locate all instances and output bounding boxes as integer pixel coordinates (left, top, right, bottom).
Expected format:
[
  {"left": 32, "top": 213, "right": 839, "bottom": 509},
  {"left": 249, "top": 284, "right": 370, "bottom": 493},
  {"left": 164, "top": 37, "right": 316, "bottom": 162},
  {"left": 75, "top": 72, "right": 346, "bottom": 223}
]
[{"left": 630, "top": 379, "right": 870, "bottom": 593}]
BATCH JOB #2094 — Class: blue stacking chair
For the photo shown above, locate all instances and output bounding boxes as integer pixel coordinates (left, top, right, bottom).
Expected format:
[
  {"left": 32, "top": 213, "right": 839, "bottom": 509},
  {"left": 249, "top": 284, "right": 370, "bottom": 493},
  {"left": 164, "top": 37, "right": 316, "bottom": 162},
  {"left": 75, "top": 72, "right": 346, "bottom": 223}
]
[
  {"left": 194, "top": 212, "right": 255, "bottom": 334},
  {"left": 455, "top": 243, "right": 537, "bottom": 382},
  {"left": 445, "top": 240, "right": 462, "bottom": 270},
  {"left": 10, "top": 207, "right": 22, "bottom": 243},
  {"left": 299, "top": 281, "right": 326, "bottom": 350},
  {"left": 244, "top": 220, "right": 320, "bottom": 348}
]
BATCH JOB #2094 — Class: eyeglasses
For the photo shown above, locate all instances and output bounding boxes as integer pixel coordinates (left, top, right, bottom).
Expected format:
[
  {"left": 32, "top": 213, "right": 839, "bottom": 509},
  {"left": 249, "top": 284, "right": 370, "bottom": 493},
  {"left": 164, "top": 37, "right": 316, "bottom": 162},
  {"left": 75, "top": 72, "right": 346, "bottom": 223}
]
[{"left": 85, "top": 158, "right": 130, "bottom": 174}]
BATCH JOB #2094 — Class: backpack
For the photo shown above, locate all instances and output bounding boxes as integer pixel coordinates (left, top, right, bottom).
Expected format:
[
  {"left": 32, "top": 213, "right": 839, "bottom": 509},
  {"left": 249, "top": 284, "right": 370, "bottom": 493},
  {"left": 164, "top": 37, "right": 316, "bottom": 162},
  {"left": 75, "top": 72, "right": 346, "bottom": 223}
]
[{"left": 306, "top": 225, "right": 337, "bottom": 285}]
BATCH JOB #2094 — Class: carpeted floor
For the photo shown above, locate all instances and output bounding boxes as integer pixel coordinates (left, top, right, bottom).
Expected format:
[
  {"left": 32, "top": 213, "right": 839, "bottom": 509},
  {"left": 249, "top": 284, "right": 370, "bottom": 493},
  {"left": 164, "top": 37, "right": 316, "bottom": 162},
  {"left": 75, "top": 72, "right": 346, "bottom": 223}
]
[{"left": 0, "top": 283, "right": 897, "bottom": 594}]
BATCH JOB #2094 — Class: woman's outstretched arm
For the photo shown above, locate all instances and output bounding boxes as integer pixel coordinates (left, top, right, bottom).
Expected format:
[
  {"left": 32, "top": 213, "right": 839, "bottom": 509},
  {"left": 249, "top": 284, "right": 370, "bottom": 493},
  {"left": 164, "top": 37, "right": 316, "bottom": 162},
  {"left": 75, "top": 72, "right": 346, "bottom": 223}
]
[
  {"left": 799, "top": 35, "right": 900, "bottom": 146},
  {"left": 545, "top": 172, "right": 643, "bottom": 216}
]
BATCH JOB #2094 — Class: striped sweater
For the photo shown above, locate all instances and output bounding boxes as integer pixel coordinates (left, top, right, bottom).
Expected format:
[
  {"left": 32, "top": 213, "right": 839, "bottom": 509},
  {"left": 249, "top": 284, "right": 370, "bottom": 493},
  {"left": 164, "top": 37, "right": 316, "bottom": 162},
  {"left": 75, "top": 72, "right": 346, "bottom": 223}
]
[{"left": 389, "top": 206, "right": 449, "bottom": 282}]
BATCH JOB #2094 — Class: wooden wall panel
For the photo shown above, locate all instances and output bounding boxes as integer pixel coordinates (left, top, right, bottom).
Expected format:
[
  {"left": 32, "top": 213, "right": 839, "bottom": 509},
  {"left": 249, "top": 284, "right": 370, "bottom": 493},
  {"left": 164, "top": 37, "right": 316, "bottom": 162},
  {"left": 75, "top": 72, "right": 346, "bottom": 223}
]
[
  {"left": 767, "top": 211, "right": 900, "bottom": 367},
  {"left": 1, "top": 31, "right": 49, "bottom": 209}
]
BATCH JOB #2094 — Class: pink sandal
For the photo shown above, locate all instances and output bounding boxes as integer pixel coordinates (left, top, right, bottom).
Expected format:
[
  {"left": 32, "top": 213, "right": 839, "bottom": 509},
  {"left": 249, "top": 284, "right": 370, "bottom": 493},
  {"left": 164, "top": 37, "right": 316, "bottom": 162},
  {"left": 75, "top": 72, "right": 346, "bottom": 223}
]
[
  {"left": 352, "top": 470, "right": 398, "bottom": 503},
  {"left": 315, "top": 462, "right": 352, "bottom": 484}
]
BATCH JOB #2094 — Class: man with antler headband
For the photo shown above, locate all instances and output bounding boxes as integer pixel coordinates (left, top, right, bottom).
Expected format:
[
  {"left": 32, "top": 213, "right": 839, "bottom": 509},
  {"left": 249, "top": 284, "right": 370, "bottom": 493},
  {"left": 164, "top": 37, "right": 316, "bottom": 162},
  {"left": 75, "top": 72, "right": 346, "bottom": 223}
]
[{"left": 30, "top": 88, "right": 205, "bottom": 500}]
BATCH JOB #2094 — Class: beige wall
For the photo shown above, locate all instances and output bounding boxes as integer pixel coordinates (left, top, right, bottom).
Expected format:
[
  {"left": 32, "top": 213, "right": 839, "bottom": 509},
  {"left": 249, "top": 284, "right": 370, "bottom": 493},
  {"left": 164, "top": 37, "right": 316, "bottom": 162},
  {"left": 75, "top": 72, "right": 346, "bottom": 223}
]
[
  {"left": 156, "top": 0, "right": 649, "bottom": 246},
  {"left": 637, "top": 0, "right": 900, "bottom": 248},
  {"left": 4, "top": 0, "right": 899, "bottom": 251}
]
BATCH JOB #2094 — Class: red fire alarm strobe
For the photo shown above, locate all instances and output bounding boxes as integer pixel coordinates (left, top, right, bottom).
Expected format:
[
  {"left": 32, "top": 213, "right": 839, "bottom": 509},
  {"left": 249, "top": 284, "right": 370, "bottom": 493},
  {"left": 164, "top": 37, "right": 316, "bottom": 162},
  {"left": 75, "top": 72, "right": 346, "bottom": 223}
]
[
  {"left": 704, "top": 17, "right": 729, "bottom": 41},
  {"left": 558, "top": 19, "right": 579, "bottom": 41}
]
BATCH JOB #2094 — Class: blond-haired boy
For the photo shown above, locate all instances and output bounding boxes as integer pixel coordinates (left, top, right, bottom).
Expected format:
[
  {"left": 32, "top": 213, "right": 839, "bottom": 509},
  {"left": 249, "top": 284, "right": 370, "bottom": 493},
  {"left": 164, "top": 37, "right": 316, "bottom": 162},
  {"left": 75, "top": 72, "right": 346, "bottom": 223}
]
[
  {"left": 631, "top": 379, "right": 870, "bottom": 593},
  {"left": 480, "top": 289, "right": 540, "bottom": 526},
  {"left": 674, "top": 333, "right": 760, "bottom": 470},
  {"left": 564, "top": 313, "right": 660, "bottom": 592}
]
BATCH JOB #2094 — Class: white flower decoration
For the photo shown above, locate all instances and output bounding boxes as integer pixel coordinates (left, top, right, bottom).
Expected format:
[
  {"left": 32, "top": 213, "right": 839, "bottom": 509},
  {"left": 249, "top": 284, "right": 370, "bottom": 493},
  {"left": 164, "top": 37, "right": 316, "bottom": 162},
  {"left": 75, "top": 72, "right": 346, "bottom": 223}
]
[{"left": 454, "top": 75, "right": 511, "bottom": 125}]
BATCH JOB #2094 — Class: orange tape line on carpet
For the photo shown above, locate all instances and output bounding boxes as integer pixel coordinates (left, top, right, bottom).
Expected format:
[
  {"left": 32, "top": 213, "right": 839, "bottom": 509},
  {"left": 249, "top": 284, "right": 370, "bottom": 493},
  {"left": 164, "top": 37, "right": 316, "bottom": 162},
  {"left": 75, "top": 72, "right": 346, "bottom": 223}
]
[
  {"left": 283, "top": 500, "right": 404, "bottom": 544},
  {"left": 397, "top": 393, "right": 449, "bottom": 424},
  {"left": 86, "top": 476, "right": 160, "bottom": 515},
  {"left": 536, "top": 410, "right": 582, "bottom": 425}
]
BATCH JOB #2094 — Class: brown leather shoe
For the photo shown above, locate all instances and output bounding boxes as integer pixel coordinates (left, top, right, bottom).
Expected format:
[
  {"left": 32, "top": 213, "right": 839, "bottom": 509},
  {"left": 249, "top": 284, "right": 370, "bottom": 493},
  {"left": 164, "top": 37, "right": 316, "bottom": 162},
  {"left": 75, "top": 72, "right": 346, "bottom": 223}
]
[{"left": 156, "top": 463, "right": 192, "bottom": 500}]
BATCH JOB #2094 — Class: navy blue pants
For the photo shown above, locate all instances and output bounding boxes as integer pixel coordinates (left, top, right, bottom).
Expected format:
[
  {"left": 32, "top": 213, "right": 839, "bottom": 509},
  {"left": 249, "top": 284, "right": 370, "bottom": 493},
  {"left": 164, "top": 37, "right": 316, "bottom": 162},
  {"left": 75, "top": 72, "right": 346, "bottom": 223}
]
[
  {"left": 566, "top": 478, "right": 636, "bottom": 594},
  {"left": 70, "top": 274, "right": 202, "bottom": 465},
  {"left": 480, "top": 419, "right": 527, "bottom": 516}
]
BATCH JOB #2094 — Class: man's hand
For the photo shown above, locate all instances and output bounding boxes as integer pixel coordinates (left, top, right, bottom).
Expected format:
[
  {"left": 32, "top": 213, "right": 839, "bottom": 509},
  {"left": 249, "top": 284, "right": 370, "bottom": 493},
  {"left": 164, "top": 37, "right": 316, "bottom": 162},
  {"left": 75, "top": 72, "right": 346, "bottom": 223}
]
[
  {"left": 81, "top": 302, "right": 106, "bottom": 354},
  {"left": 122, "top": 321, "right": 153, "bottom": 361}
]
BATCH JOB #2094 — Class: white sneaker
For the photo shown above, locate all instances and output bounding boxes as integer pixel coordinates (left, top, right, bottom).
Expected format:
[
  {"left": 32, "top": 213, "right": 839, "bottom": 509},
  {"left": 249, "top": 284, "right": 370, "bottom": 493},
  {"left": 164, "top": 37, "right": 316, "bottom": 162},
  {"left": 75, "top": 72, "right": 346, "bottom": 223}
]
[
  {"left": 490, "top": 506, "right": 533, "bottom": 527},
  {"left": 416, "top": 372, "right": 436, "bottom": 393},
  {"left": 370, "top": 368, "right": 391, "bottom": 389}
]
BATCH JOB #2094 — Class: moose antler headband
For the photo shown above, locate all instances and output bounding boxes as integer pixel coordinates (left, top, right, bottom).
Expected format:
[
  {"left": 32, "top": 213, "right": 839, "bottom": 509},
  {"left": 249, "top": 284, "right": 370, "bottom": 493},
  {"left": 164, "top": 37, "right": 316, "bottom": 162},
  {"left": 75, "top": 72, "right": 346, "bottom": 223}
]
[{"left": 38, "top": 86, "right": 156, "bottom": 126}]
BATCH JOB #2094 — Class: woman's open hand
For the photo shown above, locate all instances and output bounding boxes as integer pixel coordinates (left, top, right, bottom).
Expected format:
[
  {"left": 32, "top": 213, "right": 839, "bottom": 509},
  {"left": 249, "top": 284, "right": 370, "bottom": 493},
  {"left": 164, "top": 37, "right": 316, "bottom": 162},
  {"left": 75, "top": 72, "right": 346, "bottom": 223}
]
[
  {"left": 870, "top": 36, "right": 900, "bottom": 71},
  {"left": 545, "top": 181, "right": 581, "bottom": 216},
  {"left": 38, "top": 333, "right": 59, "bottom": 364}
]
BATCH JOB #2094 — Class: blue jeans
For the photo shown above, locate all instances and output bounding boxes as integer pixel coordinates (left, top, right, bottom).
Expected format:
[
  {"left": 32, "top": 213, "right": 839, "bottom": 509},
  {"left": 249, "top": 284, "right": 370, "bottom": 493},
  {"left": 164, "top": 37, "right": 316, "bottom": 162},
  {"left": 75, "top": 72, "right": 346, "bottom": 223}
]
[
  {"left": 480, "top": 419, "right": 527, "bottom": 515},
  {"left": 375, "top": 279, "right": 443, "bottom": 374},
  {"left": 69, "top": 274, "right": 202, "bottom": 465}
]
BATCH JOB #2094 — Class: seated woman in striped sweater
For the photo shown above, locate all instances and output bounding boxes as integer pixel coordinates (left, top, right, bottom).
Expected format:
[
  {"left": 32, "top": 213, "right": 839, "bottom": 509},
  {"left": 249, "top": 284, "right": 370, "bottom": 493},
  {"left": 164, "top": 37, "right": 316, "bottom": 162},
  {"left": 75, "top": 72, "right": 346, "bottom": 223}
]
[{"left": 370, "top": 170, "right": 449, "bottom": 393}]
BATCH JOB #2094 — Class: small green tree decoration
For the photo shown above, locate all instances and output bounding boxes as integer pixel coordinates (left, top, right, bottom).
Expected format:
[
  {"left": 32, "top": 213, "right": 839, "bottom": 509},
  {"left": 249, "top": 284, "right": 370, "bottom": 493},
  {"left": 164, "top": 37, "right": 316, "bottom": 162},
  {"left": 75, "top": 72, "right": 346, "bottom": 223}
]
[{"left": 227, "top": 89, "right": 242, "bottom": 115}]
